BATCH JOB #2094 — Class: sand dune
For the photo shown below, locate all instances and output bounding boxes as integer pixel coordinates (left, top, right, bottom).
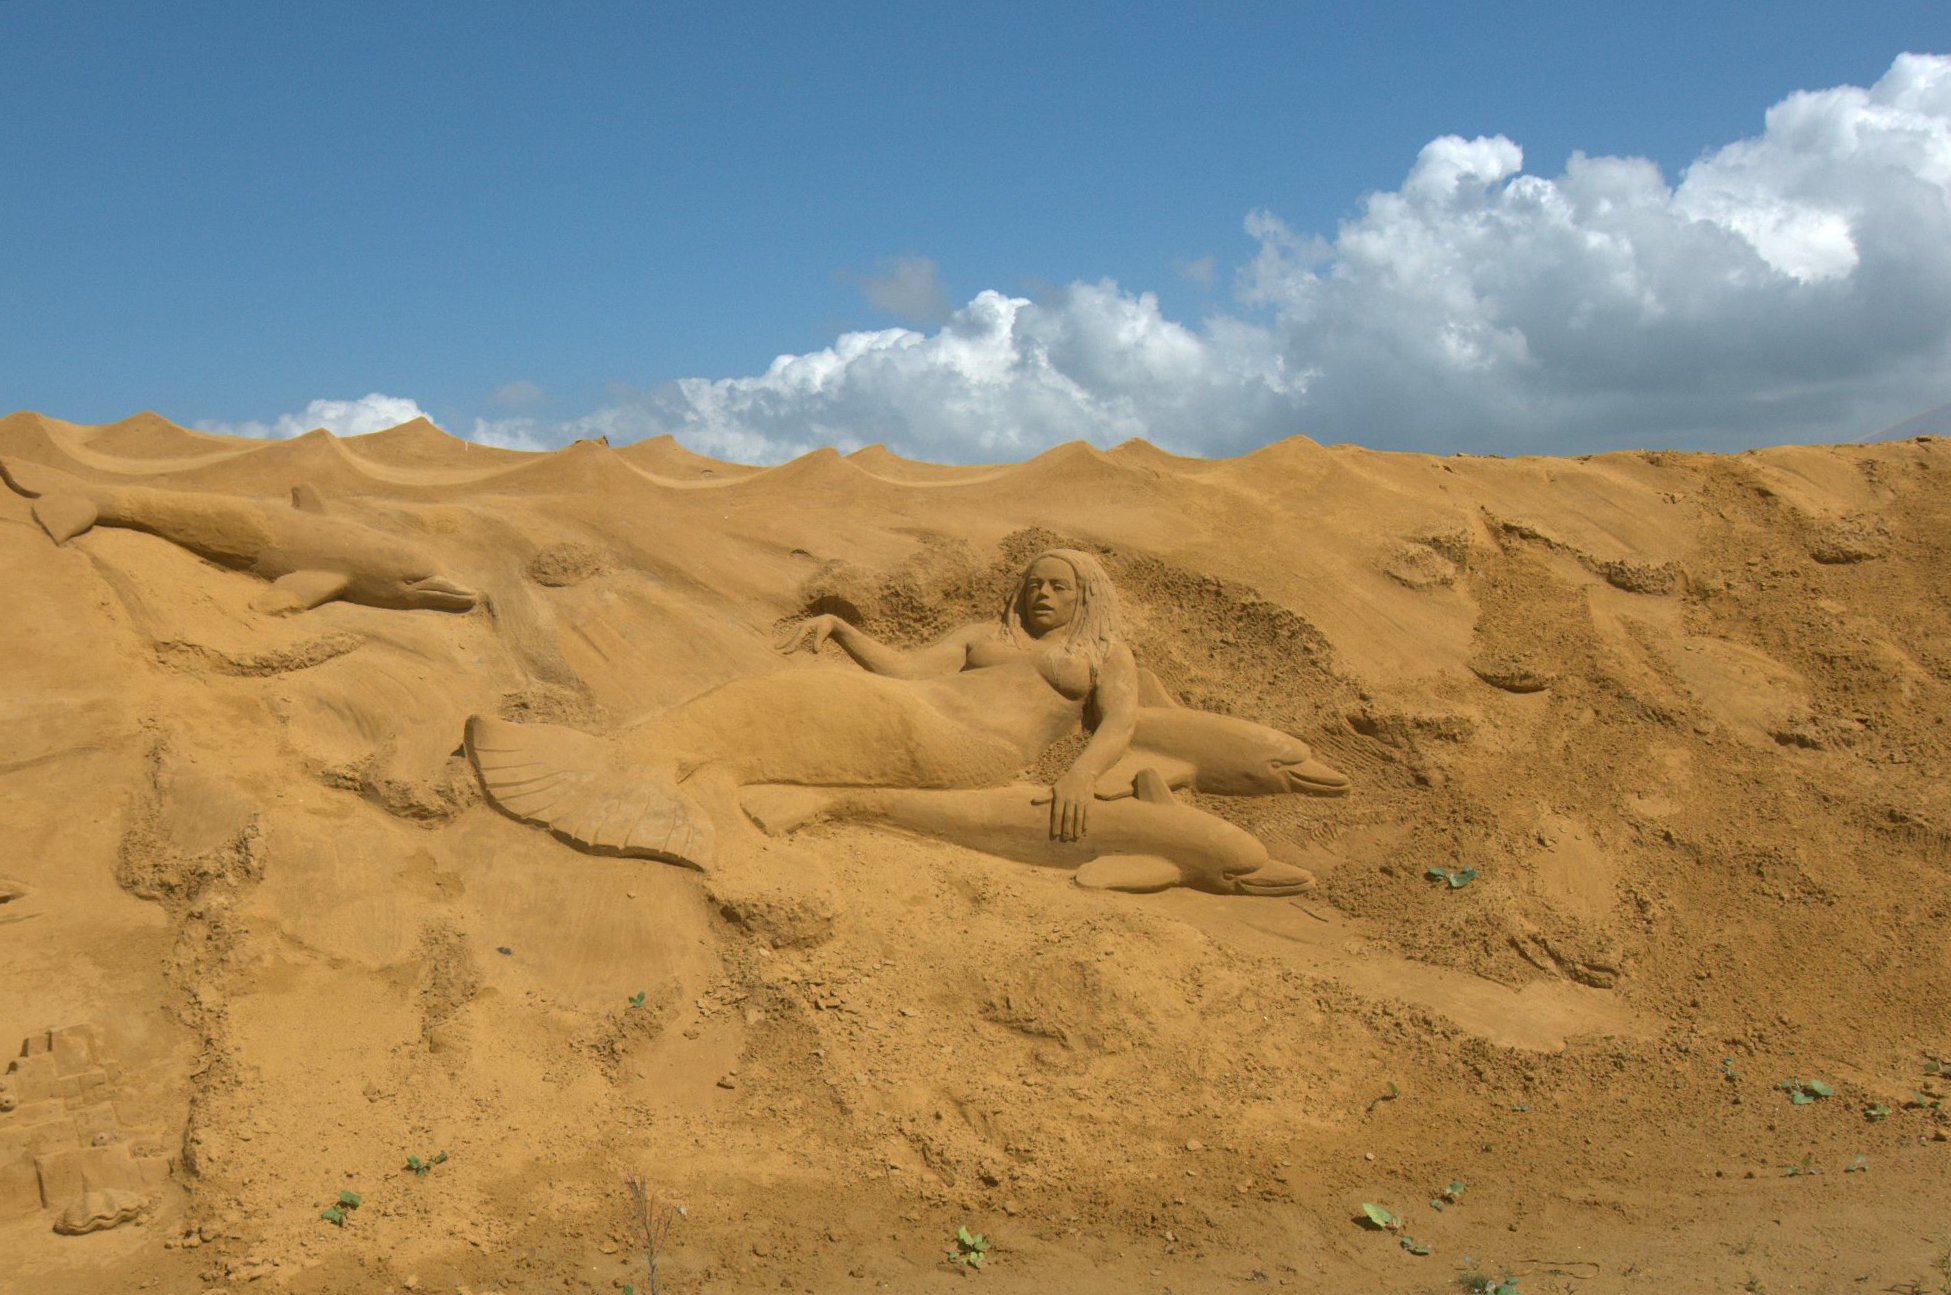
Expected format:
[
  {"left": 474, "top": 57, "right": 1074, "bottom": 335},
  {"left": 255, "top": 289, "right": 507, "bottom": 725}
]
[{"left": 3, "top": 411, "right": 1949, "bottom": 1294}]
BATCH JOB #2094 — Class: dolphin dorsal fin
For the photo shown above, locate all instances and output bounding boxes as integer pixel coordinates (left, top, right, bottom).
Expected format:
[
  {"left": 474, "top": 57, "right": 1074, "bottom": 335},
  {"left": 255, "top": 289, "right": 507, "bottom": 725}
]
[
  {"left": 1135, "top": 667, "right": 1182, "bottom": 708},
  {"left": 290, "top": 484, "right": 327, "bottom": 514}
]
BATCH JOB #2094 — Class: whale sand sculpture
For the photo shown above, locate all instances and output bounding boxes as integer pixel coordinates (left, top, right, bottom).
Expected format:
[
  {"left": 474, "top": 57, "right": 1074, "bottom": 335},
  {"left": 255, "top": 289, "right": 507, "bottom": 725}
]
[
  {"left": 0, "top": 455, "right": 478, "bottom": 615},
  {"left": 464, "top": 715, "right": 716, "bottom": 869}
]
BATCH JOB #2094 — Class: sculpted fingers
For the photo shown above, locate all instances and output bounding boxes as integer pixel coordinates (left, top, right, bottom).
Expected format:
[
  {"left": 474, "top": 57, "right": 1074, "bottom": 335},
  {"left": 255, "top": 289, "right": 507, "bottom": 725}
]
[
  {"left": 1051, "top": 791, "right": 1086, "bottom": 842},
  {"left": 775, "top": 616, "right": 830, "bottom": 654}
]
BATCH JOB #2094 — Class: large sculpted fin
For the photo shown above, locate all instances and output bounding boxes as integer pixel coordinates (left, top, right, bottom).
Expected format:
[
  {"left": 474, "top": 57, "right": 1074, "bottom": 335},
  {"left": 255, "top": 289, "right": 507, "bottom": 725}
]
[
  {"left": 32, "top": 495, "right": 101, "bottom": 545},
  {"left": 0, "top": 454, "right": 100, "bottom": 544},
  {"left": 464, "top": 716, "right": 716, "bottom": 870}
]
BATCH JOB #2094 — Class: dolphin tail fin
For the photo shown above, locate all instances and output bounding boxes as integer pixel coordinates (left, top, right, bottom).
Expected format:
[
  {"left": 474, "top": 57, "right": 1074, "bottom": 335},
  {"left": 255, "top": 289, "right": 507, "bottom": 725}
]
[
  {"left": 464, "top": 715, "right": 716, "bottom": 870},
  {"left": 0, "top": 455, "right": 101, "bottom": 544},
  {"left": 32, "top": 496, "right": 100, "bottom": 545}
]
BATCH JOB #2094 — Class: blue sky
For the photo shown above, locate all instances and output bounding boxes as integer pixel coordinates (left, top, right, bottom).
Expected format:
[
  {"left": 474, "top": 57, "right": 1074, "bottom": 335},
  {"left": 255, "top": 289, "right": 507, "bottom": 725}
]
[{"left": 4, "top": 2, "right": 1949, "bottom": 460}]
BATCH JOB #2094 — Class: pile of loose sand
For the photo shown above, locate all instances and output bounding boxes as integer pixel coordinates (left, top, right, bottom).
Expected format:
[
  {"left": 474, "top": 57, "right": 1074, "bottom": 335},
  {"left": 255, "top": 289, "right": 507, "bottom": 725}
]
[{"left": 1, "top": 410, "right": 1946, "bottom": 1293}]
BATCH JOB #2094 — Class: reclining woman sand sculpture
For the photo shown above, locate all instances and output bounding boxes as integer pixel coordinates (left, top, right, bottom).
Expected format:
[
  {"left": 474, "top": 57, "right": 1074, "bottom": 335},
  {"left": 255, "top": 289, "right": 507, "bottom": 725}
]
[{"left": 465, "top": 549, "right": 1334, "bottom": 895}]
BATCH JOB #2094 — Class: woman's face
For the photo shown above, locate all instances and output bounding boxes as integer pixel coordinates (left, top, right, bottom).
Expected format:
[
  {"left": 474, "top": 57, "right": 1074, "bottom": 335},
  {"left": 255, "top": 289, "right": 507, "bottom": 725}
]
[{"left": 1021, "top": 557, "right": 1079, "bottom": 635}]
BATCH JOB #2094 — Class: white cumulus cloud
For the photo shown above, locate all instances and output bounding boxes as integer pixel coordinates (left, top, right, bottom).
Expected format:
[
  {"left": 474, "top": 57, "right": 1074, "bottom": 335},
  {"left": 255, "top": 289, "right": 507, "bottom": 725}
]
[
  {"left": 215, "top": 55, "right": 1951, "bottom": 463},
  {"left": 570, "top": 284, "right": 1298, "bottom": 463},
  {"left": 1237, "top": 51, "right": 1951, "bottom": 452},
  {"left": 597, "top": 52, "right": 1951, "bottom": 461},
  {"left": 198, "top": 393, "right": 433, "bottom": 440}
]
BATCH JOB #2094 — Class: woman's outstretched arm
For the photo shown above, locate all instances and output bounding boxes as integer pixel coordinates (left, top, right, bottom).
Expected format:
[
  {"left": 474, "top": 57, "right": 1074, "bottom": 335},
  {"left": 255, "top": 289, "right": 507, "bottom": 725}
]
[
  {"left": 1046, "top": 642, "right": 1139, "bottom": 842},
  {"left": 776, "top": 614, "right": 977, "bottom": 678}
]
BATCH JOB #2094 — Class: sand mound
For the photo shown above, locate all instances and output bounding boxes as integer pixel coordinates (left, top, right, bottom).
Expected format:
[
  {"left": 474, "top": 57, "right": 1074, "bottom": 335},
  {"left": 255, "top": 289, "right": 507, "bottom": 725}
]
[
  {"left": 616, "top": 434, "right": 763, "bottom": 482},
  {"left": 4, "top": 412, "right": 1949, "bottom": 1293}
]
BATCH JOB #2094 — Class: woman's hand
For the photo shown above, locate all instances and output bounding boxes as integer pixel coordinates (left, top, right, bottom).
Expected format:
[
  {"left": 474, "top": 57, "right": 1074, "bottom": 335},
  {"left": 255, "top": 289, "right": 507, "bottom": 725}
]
[
  {"left": 1048, "top": 769, "right": 1095, "bottom": 842},
  {"left": 776, "top": 613, "right": 844, "bottom": 655}
]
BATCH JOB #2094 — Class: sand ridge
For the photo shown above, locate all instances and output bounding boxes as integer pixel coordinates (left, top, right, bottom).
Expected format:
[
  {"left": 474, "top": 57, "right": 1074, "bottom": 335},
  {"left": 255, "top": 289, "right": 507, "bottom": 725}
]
[{"left": 1, "top": 409, "right": 1948, "bottom": 1292}]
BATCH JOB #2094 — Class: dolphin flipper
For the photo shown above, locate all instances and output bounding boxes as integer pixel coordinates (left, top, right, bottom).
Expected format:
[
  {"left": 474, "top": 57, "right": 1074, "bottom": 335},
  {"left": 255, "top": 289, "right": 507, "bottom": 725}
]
[
  {"left": 464, "top": 716, "right": 716, "bottom": 870},
  {"left": 1075, "top": 855, "right": 1184, "bottom": 893},
  {"left": 1094, "top": 752, "right": 1196, "bottom": 799},
  {"left": 253, "top": 570, "right": 350, "bottom": 615}
]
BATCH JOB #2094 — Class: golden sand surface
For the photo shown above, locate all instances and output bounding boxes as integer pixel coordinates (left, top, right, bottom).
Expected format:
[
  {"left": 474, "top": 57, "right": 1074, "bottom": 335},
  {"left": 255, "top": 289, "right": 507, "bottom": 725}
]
[{"left": 1, "top": 408, "right": 1947, "bottom": 1292}]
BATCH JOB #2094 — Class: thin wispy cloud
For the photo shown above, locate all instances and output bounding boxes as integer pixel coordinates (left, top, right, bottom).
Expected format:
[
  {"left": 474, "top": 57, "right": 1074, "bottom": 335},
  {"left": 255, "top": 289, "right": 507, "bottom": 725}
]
[
  {"left": 1173, "top": 255, "right": 1217, "bottom": 287},
  {"left": 842, "top": 255, "right": 954, "bottom": 325},
  {"left": 488, "top": 379, "right": 547, "bottom": 409}
]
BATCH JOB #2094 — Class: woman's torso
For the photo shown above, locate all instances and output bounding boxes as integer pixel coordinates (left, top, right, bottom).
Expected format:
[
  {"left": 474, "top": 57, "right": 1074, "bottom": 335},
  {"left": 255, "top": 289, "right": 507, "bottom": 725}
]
[{"left": 915, "top": 629, "right": 1094, "bottom": 753}]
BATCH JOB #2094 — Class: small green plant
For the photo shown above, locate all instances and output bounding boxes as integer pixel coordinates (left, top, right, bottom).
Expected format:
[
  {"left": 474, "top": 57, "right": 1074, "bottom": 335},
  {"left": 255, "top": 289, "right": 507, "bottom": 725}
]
[
  {"left": 1359, "top": 1202, "right": 1402, "bottom": 1231},
  {"left": 1458, "top": 1273, "right": 1519, "bottom": 1295},
  {"left": 1357, "top": 1203, "right": 1429, "bottom": 1255},
  {"left": 1782, "top": 1152, "right": 1820, "bottom": 1177},
  {"left": 621, "top": 1174, "right": 684, "bottom": 1295},
  {"left": 628, "top": 990, "right": 647, "bottom": 1008},
  {"left": 1425, "top": 865, "right": 1478, "bottom": 889},
  {"left": 404, "top": 1150, "right": 448, "bottom": 1177},
  {"left": 1776, "top": 1077, "right": 1833, "bottom": 1105},
  {"left": 319, "top": 1189, "right": 362, "bottom": 1227},
  {"left": 1365, "top": 1080, "right": 1400, "bottom": 1115},
  {"left": 947, "top": 1224, "right": 991, "bottom": 1270},
  {"left": 1845, "top": 1155, "right": 1868, "bottom": 1173},
  {"left": 1430, "top": 1178, "right": 1466, "bottom": 1210},
  {"left": 1865, "top": 1103, "right": 1893, "bottom": 1121}
]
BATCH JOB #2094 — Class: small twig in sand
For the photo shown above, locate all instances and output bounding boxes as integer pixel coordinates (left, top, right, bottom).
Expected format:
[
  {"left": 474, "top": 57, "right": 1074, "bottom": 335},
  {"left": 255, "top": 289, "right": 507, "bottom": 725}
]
[{"left": 623, "top": 1174, "right": 686, "bottom": 1295}]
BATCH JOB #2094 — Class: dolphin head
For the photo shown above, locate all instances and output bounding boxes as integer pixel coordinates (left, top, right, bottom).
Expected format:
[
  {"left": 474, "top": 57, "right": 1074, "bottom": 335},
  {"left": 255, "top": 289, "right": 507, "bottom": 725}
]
[
  {"left": 391, "top": 570, "right": 479, "bottom": 611},
  {"left": 1139, "top": 709, "right": 1351, "bottom": 798},
  {"left": 339, "top": 547, "right": 479, "bottom": 611}
]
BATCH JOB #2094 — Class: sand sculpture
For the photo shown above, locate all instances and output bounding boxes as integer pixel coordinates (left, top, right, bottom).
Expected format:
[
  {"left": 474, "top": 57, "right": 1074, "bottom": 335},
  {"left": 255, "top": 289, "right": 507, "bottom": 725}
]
[
  {"left": 0, "top": 455, "right": 477, "bottom": 614},
  {"left": 467, "top": 549, "right": 1342, "bottom": 894}
]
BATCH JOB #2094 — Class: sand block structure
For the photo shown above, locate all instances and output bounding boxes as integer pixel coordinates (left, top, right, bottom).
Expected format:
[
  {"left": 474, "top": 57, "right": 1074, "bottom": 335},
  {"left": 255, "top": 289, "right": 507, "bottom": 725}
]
[{"left": 0, "top": 1026, "right": 173, "bottom": 1230}]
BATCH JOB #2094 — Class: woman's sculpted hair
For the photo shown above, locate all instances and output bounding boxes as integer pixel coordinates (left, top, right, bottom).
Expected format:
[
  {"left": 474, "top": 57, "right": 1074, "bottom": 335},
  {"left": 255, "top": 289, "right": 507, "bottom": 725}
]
[{"left": 997, "top": 548, "right": 1127, "bottom": 672}]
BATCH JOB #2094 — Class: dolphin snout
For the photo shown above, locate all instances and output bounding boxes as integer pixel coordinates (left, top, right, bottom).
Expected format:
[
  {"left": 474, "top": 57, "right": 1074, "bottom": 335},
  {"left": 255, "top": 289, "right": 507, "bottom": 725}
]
[
  {"left": 405, "top": 574, "right": 479, "bottom": 610},
  {"left": 1281, "top": 756, "right": 1350, "bottom": 797}
]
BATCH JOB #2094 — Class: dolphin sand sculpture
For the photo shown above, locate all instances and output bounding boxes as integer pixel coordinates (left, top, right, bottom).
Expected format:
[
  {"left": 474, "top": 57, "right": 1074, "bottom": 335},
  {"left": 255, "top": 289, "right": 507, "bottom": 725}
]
[
  {"left": 740, "top": 769, "right": 1315, "bottom": 895},
  {"left": 1102, "top": 676, "right": 1349, "bottom": 799},
  {"left": 462, "top": 547, "right": 1345, "bottom": 897},
  {"left": 0, "top": 456, "right": 478, "bottom": 615}
]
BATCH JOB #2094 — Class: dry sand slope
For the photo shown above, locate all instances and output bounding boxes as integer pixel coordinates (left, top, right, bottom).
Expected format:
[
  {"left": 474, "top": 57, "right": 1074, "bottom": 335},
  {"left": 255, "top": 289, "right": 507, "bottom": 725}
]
[{"left": 0, "top": 409, "right": 1947, "bottom": 1294}]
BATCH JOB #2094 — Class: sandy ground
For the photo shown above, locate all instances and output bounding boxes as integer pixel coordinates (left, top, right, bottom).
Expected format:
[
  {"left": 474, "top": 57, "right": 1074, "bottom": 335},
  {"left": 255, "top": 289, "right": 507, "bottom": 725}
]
[{"left": 1, "top": 409, "right": 1947, "bottom": 1295}]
